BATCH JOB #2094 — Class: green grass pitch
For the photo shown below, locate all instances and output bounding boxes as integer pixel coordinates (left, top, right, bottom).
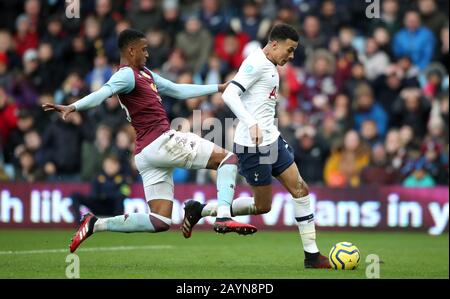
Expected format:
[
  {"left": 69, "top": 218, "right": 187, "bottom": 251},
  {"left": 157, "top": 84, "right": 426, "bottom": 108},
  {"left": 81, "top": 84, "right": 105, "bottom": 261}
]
[{"left": 0, "top": 229, "right": 447, "bottom": 279}]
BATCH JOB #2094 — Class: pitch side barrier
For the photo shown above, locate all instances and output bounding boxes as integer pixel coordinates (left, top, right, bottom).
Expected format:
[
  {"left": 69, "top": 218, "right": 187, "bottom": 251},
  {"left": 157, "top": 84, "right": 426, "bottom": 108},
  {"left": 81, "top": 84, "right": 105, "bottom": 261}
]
[{"left": 0, "top": 183, "right": 448, "bottom": 235}]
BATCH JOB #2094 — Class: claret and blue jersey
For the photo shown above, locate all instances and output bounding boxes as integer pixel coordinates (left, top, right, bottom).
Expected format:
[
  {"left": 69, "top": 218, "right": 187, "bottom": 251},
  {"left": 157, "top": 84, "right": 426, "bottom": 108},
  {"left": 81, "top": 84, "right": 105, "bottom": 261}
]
[{"left": 72, "top": 66, "right": 218, "bottom": 155}]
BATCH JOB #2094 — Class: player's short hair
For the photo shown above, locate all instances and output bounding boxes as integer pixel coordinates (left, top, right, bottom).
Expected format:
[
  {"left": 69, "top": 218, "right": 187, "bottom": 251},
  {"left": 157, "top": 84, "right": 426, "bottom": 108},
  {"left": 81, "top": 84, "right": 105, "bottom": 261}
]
[
  {"left": 268, "top": 23, "right": 299, "bottom": 42},
  {"left": 118, "top": 29, "right": 146, "bottom": 51}
]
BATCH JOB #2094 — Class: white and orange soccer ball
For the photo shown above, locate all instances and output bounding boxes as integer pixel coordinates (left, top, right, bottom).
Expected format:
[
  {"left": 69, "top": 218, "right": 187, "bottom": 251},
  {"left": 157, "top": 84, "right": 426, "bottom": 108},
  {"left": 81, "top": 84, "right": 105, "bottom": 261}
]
[{"left": 328, "top": 242, "right": 361, "bottom": 270}]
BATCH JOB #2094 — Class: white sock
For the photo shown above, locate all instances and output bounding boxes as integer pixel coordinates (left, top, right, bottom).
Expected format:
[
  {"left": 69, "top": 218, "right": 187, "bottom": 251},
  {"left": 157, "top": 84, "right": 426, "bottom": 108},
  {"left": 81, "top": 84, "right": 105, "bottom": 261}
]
[
  {"left": 217, "top": 205, "right": 231, "bottom": 218},
  {"left": 201, "top": 197, "right": 257, "bottom": 217},
  {"left": 93, "top": 213, "right": 171, "bottom": 233},
  {"left": 94, "top": 218, "right": 108, "bottom": 232},
  {"left": 293, "top": 195, "right": 319, "bottom": 254}
]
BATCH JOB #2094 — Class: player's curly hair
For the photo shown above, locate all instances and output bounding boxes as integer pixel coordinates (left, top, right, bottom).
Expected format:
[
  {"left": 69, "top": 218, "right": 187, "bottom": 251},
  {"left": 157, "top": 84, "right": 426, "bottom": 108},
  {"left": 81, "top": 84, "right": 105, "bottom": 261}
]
[
  {"left": 269, "top": 23, "right": 299, "bottom": 42},
  {"left": 118, "top": 29, "right": 146, "bottom": 51}
]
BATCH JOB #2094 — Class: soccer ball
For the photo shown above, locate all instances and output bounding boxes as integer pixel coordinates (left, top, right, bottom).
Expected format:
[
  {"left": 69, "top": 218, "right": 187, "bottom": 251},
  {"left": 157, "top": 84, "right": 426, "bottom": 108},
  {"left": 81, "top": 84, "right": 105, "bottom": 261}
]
[{"left": 329, "top": 242, "right": 360, "bottom": 270}]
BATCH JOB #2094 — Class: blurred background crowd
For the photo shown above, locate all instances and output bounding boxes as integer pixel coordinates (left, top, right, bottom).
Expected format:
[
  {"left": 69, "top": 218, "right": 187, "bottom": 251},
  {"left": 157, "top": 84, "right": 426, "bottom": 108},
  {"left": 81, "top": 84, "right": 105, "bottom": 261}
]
[{"left": 0, "top": 0, "right": 448, "bottom": 188}]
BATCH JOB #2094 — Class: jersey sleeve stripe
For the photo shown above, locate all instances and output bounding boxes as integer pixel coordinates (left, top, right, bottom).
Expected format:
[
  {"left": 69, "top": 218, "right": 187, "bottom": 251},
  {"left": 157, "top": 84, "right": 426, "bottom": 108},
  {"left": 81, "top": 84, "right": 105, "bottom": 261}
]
[{"left": 231, "top": 80, "right": 246, "bottom": 93}]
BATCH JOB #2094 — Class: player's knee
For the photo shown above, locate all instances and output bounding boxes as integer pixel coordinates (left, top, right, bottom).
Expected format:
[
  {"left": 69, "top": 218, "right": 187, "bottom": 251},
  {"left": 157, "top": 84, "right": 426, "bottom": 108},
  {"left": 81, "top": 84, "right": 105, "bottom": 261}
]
[
  {"left": 218, "top": 152, "right": 238, "bottom": 168},
  {"left": 291, "top": 180, "right": 309, "bottom": 198},
  {"left": 155, "top": 222, "right": 170, "bottom": 232},
  {"left": 150, "top": 214, "right": 172, "bottom": 232},
  {"left": 255, "top": 204, "right": 271, "bottom": 214}
]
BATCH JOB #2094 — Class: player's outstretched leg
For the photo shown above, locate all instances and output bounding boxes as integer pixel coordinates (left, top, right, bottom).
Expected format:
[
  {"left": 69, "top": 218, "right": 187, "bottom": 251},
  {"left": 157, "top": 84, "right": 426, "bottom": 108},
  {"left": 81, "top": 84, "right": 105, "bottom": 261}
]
[
  {"left": 69, "top": 211, "right": 171, "bottom": 252},
  {"left": 69, "top": 213, "right": 97, "bottom": 253},
  {"left": 208, "top": 150, "right": 258, "bottom": 236}
]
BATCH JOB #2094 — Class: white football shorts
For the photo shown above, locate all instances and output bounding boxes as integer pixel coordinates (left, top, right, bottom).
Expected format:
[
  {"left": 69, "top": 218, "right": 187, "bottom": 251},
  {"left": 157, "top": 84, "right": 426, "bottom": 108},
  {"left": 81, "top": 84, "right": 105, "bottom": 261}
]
[{"left": 134, "top": 130, "right": 215, "bottom": 202}]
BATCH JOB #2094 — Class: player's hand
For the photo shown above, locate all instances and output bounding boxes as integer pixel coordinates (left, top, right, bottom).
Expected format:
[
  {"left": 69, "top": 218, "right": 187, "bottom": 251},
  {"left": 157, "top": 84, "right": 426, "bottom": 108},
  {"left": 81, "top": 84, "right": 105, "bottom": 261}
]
[
  {"left": 249, "top": 124, "right": 263, "bottom": 145},
  {"left": 42, "top": 103, "right": 76, "bottom": 121},
  {"left": 218, "top": 81, "right": 230, "bottom": 93}
]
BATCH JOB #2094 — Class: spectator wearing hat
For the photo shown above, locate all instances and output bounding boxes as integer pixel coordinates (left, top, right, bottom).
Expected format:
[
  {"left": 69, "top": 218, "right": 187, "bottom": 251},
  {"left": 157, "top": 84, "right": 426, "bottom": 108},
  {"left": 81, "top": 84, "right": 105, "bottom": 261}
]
[
  {"left": 402, "top": 158, "right": 436, "bottom": 187},
  {"left": 9, "top": 48, "right": 40, "bottom": 109},
  {"left": 421, "top": 62, "right": 448, "bottom": 100},
  {"left": 13, "top": 14, "right": 39, "bottom": 58}
]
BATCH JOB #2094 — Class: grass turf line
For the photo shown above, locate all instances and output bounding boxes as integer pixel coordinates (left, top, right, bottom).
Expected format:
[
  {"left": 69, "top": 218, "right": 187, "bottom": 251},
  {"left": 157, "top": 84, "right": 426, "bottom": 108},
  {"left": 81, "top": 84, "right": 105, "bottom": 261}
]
[{"left": 0, "top": 230, "right": 447, "bottom": 279}]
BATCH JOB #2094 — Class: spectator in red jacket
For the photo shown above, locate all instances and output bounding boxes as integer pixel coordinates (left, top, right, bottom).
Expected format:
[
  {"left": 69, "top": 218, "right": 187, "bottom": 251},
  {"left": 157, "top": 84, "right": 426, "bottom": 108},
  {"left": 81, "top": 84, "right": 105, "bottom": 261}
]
[
  {"left": 214, "top": 29, "right": 249, "bottom": 70},
  {"left": 13, "top": 14, "right": 39, "bottom": 57},
  {"left": 0, "top": 86, "right": 18, "bottom": 149}
]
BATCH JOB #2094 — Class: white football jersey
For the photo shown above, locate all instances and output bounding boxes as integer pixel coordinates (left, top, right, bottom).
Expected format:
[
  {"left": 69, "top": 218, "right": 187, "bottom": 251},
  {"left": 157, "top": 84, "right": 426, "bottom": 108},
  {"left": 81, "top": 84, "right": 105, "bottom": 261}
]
[{"left": 231, "top": 48, "right": 280, "bottom": 147}]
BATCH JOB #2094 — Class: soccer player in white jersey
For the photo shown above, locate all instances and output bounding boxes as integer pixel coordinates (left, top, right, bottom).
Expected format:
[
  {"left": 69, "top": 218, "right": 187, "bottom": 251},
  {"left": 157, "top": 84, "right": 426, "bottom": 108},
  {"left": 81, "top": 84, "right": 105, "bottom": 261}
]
[{"left": 182, "top": 24, "right": 331, "bottom": 268}]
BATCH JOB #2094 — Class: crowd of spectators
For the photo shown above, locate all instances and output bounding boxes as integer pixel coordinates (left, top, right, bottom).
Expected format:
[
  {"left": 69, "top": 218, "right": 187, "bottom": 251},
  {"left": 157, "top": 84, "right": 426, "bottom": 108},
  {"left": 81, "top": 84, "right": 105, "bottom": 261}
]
[{"left": 0, "top": 0, "right": 448, "bottom": 188}]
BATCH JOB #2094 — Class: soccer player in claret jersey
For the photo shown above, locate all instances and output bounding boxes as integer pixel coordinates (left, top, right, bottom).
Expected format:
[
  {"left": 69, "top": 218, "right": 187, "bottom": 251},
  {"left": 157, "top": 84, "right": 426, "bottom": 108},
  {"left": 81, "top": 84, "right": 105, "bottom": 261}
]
[
  {"left": 182, "top": 24, "right": 331, "bottom": 269},
  {"left": 42, "top": 29, "right": 257, "bottom": 253}
]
